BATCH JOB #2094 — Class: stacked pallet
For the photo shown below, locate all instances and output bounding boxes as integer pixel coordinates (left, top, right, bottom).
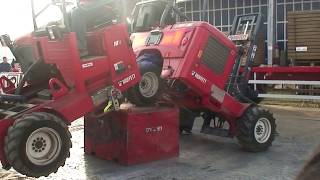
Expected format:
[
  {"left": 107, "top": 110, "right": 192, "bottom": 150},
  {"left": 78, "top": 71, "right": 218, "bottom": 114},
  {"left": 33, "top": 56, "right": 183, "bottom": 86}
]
[{"left": 288, "top": 10, "right": 320, "bottom": 64}]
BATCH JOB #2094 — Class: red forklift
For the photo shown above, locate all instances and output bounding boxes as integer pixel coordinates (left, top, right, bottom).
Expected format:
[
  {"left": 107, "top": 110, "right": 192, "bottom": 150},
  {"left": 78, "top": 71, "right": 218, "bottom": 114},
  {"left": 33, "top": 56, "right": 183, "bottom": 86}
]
[
  {"left": 0, "top": 0, "right": 144, "bottom": 177},
  {"left": 0, "top": 0, "right": 277, "bottom": 178},
  {"left": 128, "top": 0, "right": 277, "bottom": 152}
]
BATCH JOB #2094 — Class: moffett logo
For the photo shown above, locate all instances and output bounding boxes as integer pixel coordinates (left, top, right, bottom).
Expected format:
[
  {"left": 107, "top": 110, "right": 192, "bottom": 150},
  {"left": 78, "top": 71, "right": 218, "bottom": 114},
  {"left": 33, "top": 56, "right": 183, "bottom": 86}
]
[
  {"left": 118, "top": 74, "right": 136, "bottom": 87},
  {"left": 191, "top": 71, "right": 207, "bottom": 84}
]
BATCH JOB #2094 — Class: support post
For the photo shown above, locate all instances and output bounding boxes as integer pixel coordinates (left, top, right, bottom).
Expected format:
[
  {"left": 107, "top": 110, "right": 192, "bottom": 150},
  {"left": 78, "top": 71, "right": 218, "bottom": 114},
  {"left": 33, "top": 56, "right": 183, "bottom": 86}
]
[{"left": 267, "top": 0, "right": 276, "bottom": 65}]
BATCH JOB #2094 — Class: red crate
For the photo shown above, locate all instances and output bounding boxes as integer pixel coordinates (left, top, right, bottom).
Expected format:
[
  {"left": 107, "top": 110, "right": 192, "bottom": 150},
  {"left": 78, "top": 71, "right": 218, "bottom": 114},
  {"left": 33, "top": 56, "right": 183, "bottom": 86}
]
[{"left": 84, "top": 106, "right": 179, "bottom": 165}]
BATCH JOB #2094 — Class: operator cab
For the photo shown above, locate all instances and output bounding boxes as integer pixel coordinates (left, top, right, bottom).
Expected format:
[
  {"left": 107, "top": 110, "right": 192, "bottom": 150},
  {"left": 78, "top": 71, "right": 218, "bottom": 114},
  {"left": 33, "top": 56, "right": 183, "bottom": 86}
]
[
  {"left": 130, "top": 1, "right": 168, "bottom": 32},
  {"left": 31, "top": 0, "right": 120, "bottom": 59},
  {"left": 2, "top": 0, "right": 136, "bottom": 102},
  {"left": 129, "top": 0, "right": 189, "bottom": 33}
]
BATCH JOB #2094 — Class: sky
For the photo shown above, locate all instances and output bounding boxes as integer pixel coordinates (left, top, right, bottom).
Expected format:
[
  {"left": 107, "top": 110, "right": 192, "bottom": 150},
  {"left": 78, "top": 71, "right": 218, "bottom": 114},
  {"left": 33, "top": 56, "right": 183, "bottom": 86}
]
[
  {"left": 0, "top": 0, "right": 34, "bottom": 39},
  {"left": 0, "top": 0, "right": 69, "bottom": 60},
  {"left": 0, "top": 0, "right": 134, "bottom": 39}
]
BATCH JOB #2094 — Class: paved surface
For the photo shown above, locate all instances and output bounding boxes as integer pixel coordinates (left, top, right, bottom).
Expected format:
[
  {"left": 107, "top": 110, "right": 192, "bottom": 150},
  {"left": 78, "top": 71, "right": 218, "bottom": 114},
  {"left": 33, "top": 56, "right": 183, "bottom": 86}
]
[{"left": 1, "top": 105, "right": 320, "bottom": 180}]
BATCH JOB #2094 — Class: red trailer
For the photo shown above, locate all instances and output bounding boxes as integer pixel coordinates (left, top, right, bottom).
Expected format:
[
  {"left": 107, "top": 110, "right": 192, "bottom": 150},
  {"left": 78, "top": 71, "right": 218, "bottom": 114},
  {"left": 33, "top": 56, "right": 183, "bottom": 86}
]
[{"left": 250, "top": 66, "right": 320, "bottom": 100}]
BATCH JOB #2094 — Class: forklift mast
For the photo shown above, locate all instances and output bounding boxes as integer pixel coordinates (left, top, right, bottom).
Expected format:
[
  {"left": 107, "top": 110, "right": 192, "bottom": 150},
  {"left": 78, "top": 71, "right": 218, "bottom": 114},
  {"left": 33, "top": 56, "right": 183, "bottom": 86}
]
[{"left": 226, "top": 14, "right": 262, "bottom": 98}]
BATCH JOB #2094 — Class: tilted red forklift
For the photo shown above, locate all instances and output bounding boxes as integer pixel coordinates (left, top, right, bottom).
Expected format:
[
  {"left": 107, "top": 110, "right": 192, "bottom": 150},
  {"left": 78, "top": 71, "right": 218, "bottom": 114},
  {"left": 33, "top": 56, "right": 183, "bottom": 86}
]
[
  {"left": 128, "top": 0, "right": 277, "bottom": 152},
  {"left": 0, "top": 0, "right": 277, "bottom": 178},
  {"left": 0, "top": 0, "right": 142, "bottom": 177}
]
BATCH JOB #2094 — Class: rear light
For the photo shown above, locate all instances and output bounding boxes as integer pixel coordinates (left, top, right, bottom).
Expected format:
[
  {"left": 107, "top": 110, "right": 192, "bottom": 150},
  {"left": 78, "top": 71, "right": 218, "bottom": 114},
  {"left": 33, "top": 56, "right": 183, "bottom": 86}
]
[
  {"left": 172, "top": 31, "right": 184, "bottom": 46},
  {"left": 161, "top": 31, "right": 184, "bottom": 46}
]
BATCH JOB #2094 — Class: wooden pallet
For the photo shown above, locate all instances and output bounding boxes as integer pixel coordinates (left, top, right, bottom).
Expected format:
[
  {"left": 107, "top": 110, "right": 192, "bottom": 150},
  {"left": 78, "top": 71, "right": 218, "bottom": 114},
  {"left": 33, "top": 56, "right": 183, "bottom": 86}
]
[{"left": 287, "top": 10, "right": 320, "bottom": 62}]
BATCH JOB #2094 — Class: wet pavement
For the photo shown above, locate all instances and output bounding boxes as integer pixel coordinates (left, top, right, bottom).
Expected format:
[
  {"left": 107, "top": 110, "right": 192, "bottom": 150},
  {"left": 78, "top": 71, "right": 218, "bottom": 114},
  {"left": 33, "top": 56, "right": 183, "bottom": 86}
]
[{"left": 1, "top": 105, "right": 320, "bottom": 180}]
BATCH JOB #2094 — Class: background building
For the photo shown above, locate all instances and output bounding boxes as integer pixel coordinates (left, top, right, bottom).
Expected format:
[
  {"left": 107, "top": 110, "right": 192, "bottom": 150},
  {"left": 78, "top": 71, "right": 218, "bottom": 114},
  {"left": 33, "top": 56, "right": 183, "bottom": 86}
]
[{"left": 177, "top": 0, "right": 320, "bottom": 63}]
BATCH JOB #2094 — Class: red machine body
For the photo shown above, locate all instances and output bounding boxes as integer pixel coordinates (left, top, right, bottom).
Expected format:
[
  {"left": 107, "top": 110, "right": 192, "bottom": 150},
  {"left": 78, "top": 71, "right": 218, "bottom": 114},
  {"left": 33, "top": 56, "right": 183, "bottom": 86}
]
[
  {"left": 34, "top": 24, "right": 141, "bottom": 121},
  {"left": 132, "top": 22, "right": 250, "bottom": 134},
  {"left": 84, "top": 106, "right": 179, "bottom": 165},
  {"left": 0, "top": 23, "right": 141, "bottom": 167}
]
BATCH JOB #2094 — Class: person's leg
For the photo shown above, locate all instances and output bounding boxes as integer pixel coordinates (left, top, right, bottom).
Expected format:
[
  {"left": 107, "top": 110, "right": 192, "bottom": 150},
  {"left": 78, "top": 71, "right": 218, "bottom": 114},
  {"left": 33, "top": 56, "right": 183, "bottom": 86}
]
[{"left": 71, "top": 8, "right": 88, "bottom": 57}]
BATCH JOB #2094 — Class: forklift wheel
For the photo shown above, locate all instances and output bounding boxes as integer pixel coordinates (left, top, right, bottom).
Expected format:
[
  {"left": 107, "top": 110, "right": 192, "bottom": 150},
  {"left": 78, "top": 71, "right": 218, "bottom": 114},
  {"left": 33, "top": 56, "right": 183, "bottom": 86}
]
[
  {"left": 4, "top": 112, "right": 72, "bottom": 178},
  {"left": 128, "top": 57, "right": 162, "bottom": 106},
  {"left": 236, "top": 106, "right": 276, "bottom": 152}
]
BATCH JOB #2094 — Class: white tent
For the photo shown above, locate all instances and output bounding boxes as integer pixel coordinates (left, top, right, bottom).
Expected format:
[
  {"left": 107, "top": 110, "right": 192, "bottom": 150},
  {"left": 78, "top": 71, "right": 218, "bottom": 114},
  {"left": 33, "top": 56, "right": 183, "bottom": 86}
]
[{"left": 0, "top": 46, "right": 15, "bottom": 64}]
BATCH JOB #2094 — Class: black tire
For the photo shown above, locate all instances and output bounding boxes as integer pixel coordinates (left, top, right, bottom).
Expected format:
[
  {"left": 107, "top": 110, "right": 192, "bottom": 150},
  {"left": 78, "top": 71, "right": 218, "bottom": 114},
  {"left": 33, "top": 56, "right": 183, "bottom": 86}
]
[
  {"left": 4, "top": 112, "right": 72, "bottom": 178},
  {"left": 236, "top": 106, "right": 276, "bottom": 152},
  {"left": 127, "top": 55, "right": 163, "bottom": 106}
]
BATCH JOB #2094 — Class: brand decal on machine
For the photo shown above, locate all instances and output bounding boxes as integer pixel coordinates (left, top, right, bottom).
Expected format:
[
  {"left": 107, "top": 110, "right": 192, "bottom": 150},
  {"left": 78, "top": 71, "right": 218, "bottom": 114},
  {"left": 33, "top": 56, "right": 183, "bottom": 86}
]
[
  {"left": 145, "top": 126, "right": 163, "bottom": 134},
  {"left": 118, "top": 74, "right": 136, "bottom": 87},
  {"left": 82, "top": 62, "right": 93, "bottom": 69},
  {"left": 191, "top": 71, "right": 207, "bottom": 84}
]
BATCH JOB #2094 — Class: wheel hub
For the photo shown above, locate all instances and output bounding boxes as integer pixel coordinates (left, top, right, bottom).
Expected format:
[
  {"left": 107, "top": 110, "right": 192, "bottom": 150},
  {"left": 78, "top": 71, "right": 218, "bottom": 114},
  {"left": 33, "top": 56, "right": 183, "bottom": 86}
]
[
  {"left": 26, "top": 127, "right": 62, "bottom": 166},
  {"left": 33, "top": 137, "right": 46, "bottom": 152},
  {"left": 254, "top": 118, "right": 272, "bottom": 143},
  {"left": 139, "top": 72, "right": 159, "bottom": 98}
]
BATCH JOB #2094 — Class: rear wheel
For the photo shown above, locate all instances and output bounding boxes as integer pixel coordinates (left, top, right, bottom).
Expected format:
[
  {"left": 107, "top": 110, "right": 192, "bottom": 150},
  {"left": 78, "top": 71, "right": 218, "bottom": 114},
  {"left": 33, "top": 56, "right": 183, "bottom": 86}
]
[
  {"left": 128, "top": 54, "right": 163, "bottom": 106},
  {"left": 236, "top": 106, "right": 276, "bottom": 152},
  {"left": 5, "top": 112, "right": 72, "bottom": 177}
]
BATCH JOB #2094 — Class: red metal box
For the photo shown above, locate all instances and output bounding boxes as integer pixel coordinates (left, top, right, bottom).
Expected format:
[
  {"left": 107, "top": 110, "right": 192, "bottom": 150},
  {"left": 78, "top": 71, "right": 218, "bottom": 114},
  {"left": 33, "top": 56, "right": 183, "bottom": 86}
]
[{"left": 84, "top": 106, "right": 179, "bottom": 165}]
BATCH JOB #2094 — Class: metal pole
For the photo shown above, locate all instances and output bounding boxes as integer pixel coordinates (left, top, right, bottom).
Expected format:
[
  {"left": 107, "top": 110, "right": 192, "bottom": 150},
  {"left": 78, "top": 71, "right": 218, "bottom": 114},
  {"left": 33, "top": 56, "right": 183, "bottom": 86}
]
[
  {"left": 267, "top": 0, "right": 276, "bottom": 65},
  {"left": 31, "top": 0, "right": 37, "bottom": 30},
  {"left": 202, "top": 0, "right": 208, "bottom": 21}
]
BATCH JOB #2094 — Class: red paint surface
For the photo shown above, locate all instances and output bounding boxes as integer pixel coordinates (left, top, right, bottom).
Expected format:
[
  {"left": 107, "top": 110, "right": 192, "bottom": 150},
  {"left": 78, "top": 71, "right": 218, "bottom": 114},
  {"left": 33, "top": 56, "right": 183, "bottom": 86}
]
[
  {"left": 132, "top": 22, "right": 250, "bottom": 134},
  {"left": 84, "top": 107, "right": 179, "bottom": 165}
]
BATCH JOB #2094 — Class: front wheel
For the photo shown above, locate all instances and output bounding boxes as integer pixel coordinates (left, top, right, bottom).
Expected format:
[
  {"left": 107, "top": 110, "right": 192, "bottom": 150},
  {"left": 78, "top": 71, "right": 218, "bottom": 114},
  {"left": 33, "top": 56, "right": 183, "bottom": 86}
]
[
  {"left": 236, "top": 106, "right": 276, "bottom": 152},
  {"left": 4, "top": 112, "right": 72, "bottom": 177},
  {"left": 127, "top": 54, "right": 163, "bottom": 106}
]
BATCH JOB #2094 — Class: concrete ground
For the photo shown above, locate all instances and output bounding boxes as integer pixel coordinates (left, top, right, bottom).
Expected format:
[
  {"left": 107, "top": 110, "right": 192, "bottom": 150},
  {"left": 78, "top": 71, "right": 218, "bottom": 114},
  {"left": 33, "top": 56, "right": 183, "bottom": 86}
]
[{"left": 1, "top": 105, "right": 320, "bottom": 180}]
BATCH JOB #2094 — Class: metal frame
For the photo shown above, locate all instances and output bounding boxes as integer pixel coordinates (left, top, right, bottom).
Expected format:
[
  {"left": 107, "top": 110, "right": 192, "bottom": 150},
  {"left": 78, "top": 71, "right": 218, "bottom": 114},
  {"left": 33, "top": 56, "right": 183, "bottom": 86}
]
[
  {"left": 249, "top": 66, "right": 320, "bottom": 100},
  {"left": 267, "top": 0, "right": 275, "bottom": 65},
  {"left": 31, "top": 0, "right": 69, "bottom": 31}
]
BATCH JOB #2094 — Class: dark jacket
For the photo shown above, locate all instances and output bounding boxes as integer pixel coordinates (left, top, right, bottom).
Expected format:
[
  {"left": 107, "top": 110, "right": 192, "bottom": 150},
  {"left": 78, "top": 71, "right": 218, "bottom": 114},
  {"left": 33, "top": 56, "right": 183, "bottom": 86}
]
[{"left": 0, "top": 62, "right": 12, "bottom": 72}]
